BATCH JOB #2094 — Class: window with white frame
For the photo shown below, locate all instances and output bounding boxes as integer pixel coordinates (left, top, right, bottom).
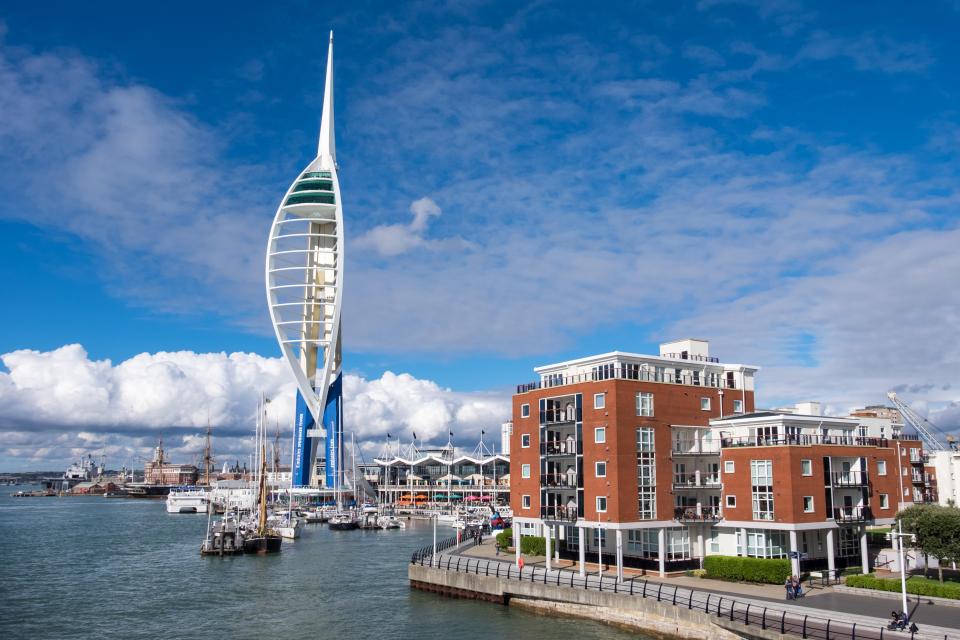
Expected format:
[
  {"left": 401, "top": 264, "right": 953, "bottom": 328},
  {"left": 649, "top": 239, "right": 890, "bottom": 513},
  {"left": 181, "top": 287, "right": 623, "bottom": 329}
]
[
  {"left": 522, "top": 495, "right": 530, "bottom": 509},
  {"left": 596, "top": 496, "right": 607, "bottom": 512},
  {"left": 636, "top": 392, "right": 654, "bottom": 417},
  {"left": 521, "top": 403, "right": 530, "bottom": 418},
  {"left": 565, "top": 526, "right": 578, "bottom": 551},
  {"left": 803, "top": 496, "right": 814, "bottom": 512},
  {"left": 880, "top": 493, "right": 889, "bottom": 509},
  {"left": 751, "top": 460, "right": 774, "bottom": 521},
  {"left": 877, "top": 460, "right": 887, "bottom": 476},
  {"left": 521, "top": 464, "right": 530, "bottom": 478},
  {"left": 745, "top": 529, "right": 787, "bottom": 559},
  {"left": 595, "top": 427, "right": 606, "bottom": 444},
  {"left": 667, "top": 528, "right": 691, "bottom": 560},
  {"left": 595, "top": 461, "right": 607, "bottom": 477},
  {"left": 726, "top": 495, "right": 736, "bottom": 508},
  {"left": 700, "top": 397, "right": 711, "bottom": 411},
  {"left": 626, "top": 529, "right": 658, "bottom": 558},
  {"left": 801, "top": 459, "right": 812, "bottom": 476},
  {"left": 594, "top": 393, "right": 605, "bottom": 409},
  {"left": 724, "top": 460, "right": 735, "bottom": 474},
  {"left": 709, "top": 527, "right": 720, "bottom": 553},
  {"left": 637, "top": 427, "right": 656, "bottom": 519},
  {"left": 594, "top": 528, "right": 606, "bottom": 549},
  {"left": 521, "top": 434, "right": 530, "bottom": 448},
  {"left": 838, "top": 528, "right": 859, "bottom": 557},
  {"left": 733, "top": 399, "right": 744, "bottom": 413}
]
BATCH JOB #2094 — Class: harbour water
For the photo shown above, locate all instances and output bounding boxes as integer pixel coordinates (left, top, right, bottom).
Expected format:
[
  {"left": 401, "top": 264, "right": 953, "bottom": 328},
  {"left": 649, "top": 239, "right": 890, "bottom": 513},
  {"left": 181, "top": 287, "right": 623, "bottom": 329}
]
[{"left": 0, "top": 489, "right": 638, "bottom": 639}]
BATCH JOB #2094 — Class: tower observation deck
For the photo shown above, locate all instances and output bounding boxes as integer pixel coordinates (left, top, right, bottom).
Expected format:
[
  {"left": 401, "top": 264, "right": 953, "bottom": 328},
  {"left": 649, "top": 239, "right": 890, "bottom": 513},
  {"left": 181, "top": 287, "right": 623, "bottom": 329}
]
[{"left": 266, "top": 32, "right": 344, "bottom": 488}]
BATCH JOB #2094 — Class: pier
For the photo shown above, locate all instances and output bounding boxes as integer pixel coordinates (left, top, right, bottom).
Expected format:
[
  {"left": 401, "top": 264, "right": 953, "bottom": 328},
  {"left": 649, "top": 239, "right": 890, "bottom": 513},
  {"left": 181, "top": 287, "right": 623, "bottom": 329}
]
[{"left": 409, "top": 541, "right": 960, "bottom": 640}]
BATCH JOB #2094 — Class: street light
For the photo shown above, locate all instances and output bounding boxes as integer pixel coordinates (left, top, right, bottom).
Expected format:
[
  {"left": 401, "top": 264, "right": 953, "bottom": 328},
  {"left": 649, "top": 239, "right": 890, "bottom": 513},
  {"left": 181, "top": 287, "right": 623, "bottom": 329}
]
[{"left": 889, "top": 519, "right": 917, "bottom": 620}]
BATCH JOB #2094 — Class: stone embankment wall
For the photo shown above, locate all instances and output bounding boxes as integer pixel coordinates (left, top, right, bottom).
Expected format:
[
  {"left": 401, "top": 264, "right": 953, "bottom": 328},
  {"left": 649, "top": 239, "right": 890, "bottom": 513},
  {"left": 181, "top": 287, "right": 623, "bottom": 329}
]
[{"left": 409, "top": 564, "right": 750, "bottom": 640}]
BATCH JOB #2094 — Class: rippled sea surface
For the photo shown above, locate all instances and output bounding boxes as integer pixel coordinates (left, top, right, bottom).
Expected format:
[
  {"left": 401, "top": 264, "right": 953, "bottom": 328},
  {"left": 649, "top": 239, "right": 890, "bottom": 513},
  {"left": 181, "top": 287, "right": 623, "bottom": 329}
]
[{"left": 0, "top": 490, "right": 638, "bottom": 640}]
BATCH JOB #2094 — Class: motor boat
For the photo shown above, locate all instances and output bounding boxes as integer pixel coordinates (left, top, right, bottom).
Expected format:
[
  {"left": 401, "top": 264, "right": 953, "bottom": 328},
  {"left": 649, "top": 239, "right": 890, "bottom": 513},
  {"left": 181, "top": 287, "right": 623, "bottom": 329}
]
[{"left": 166, "top": 486, "right": 209, "bottom": 513}]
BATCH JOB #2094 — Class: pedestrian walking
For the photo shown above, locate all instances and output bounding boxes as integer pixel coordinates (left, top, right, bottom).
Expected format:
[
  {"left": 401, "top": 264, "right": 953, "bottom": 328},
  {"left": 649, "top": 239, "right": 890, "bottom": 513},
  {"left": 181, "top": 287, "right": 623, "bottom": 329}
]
[{"left": 784, "top": 576, "right": 794, "bottom": 600}]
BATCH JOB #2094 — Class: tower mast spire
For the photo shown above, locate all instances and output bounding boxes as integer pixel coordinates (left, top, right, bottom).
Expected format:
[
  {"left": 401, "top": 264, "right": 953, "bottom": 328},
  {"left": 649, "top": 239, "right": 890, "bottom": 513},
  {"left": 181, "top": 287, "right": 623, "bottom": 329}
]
[{"left": 318, "top": 31, "right": 336, "bottom": 167}]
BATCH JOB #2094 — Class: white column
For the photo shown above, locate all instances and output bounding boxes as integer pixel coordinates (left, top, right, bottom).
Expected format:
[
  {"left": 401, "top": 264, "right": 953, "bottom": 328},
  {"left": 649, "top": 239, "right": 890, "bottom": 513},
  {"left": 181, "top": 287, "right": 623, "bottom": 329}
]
[
  {"left": 789, "top": 530, "right": 800, "bottom": 577},
  {"left": 860, "top": 526, "right": 869, "bottom": 574},
  {"left": 578, "top": 526, "right": 586, "bottom": 577},
  {"left": 739, "top": 527, "right": 748, "bottom": 556},
  {"left": 514, "top": 524, "right": 521, "bottom": 566},
  {"left": 616, "top": 529, "right": 624, "bottom": 583},
  {"left": 826, "top": 529, "right": 836, "bottom": 578},
  {"left": 697, "top": 527, "right": 706, "bottom": 566},
  {"left": 545, "top": 524, "right": 552, "bottom": 571},
  {"left": 658, "top": 527, "right": 666, "bottom": 577}
]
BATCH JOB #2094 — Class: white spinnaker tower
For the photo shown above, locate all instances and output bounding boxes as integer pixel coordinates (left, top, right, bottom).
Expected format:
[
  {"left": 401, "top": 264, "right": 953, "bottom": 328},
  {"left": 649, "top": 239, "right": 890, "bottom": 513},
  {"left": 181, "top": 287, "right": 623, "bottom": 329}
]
[{"left": 266, "top": 32, "right": 343, "bottom": 487}]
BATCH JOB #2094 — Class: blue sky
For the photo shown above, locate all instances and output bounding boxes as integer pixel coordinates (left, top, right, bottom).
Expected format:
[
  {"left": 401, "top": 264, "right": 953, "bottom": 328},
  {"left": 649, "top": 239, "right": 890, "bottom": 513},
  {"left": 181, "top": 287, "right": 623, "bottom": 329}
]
[{"left": 1, "top": 0, "right": 959, "bottom": 469}]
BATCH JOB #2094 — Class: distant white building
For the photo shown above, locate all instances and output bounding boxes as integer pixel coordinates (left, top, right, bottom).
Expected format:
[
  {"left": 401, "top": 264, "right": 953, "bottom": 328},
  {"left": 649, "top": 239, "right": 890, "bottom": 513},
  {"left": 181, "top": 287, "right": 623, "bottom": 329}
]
[
  {"left": 501, "top": 421, "right": 513, "bottom": 456},
  {"left": 930, "top": 450, "right": 960, "bottom": 506}
]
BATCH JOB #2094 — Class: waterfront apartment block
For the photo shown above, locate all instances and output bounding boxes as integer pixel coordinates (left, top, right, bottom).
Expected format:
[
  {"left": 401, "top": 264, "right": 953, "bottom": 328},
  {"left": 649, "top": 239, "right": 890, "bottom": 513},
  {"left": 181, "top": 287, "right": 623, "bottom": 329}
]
[{"left": 510, "top": 338, "right": 936, "bottom": 579}]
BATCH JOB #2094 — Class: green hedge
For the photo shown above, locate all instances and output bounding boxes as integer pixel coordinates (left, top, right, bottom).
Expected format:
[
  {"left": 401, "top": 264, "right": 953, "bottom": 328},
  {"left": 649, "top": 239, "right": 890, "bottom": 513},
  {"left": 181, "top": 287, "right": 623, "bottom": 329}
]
[
  {"left": 495, "top": 528, "right": 512, "bottom": 549},
  {"left": 520, "top": 535, "right": 546, "bottom": 556},
  {"left": 703, "top": 555, "right": 791, "bottom": 584},
  {"left": 846, "top": 574, "right": 960, "bottom": 600}
]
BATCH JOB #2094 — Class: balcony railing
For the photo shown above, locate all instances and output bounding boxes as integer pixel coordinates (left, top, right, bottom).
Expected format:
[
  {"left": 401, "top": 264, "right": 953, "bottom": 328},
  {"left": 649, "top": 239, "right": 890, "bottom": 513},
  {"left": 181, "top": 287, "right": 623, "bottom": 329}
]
[
  {"left": 541, "top": 409, "right": 580, "bottom": 424},
  {"left": 721, "top": 435, "right": 907, "bottom": 449},
  {"left": 833, "top": 506, "right": 873, "bottom": 523},
  {"left": 673, "top": 506, "right": 722, "bottom": 522},
  {"left": 541, "top": 505, "right": 578, "bottom": 522},
  {"left": 541, "top": 473, "right": 578, "bottom": 489},
  {"left": 540, "top": 441, "right": 582, "bottom": 456},
  {"left": 517, "top": 364, "right": 736, "bottom": 394},
  {"left": 672, "top": 474, "right": 721, "bottom": 490},
  {"left": 672, "top": 442, "right": 720, "bottom": 456},
  {"left": 831, "top": 471, "right": 868, "bottom": 486},
  {"left": 911, "top": 473, "right": 934, "bottom": 485},
  {"left": 659, "top": 352, "right": 720, "bottom": 363}
]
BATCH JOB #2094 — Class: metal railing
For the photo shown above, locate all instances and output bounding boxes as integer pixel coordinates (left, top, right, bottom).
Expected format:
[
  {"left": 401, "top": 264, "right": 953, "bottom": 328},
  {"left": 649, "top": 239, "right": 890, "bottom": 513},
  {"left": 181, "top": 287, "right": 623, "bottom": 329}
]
[
  {"left": 674, "top": 506, "right": 722, "bottom": 522},
  {"left": 831, "top": 471, "right": 869, "bottom": 486},
  {"left": 540, "top": 505, "right": 578, "bottom": 522},
  {"left": 412, "top": 553, "right": 937, "bottom": 640},
  {"left": 833, "top": 506, "right": 873, "bottom": 523},
  {"left": 722, "top": 435, "right": 896, "bottom": 449},
  {"left": 410, "top": 534, "right": 461, "bottom": 564},
  {"left": 540, "top": 441, "right": 582, "bottom": 456},
  {"left": 672, "top": 474, "right": 721, "bottom": 489},
  {"left": 541, "top": 473, "right": 578, "bottom": 488},
  {"left": 517, "top": 365, "right": 736, "bottom": 394},
  {"left": 672, "top": 442, "right": 720, "bottom": 456}
]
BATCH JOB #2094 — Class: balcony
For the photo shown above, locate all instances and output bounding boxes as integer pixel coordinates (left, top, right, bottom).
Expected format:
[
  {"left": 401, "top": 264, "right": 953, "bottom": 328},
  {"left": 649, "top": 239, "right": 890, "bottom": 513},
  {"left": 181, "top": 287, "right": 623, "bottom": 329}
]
[
  {"left": 911, "top": 473, "right": 933, "bottom": 485},
  {"left": 541, "top": 473, "right": 578, "bottom": 489},
  {"left": 674, "top": 506, "right": 722, "bottom": 522},
  {"left": 541, "top": 409, "right": 579, "bottom": 425},
  {"left": 831, "top": 471, "right": 868, "bottom": 487},
  {"left": 833, "top": 506, "right": 873, "bottom": 523},
  {"left": 721, "top": 435, "right": 893, "bottom": 449},
  {"left": 540, "top": 441, "right": 582, "bottom": 456},
  {"left": 672, "top": 474, "right": 721, "bottom": 490},
  {"left": 541, "top": 505, "right": 578, "bottom": 522},
  {"left": 517, "top": 363, "right": 736, "bottom": 394},
  {"left": 672, "top": 441, "right": 720, "bottom": 456},
  {"left": 909, "top": 453, "right": 928, "bottom": 466}
]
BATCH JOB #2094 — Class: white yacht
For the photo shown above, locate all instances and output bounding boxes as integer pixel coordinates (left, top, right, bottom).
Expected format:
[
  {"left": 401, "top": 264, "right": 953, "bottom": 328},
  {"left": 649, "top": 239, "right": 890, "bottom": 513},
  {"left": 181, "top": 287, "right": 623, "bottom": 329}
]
[
  {"left": 166, "top": 486, "right": 210, "bottom": 514},
  {"left": 268, "top": 512, "right": 304, "bottom": 539}
]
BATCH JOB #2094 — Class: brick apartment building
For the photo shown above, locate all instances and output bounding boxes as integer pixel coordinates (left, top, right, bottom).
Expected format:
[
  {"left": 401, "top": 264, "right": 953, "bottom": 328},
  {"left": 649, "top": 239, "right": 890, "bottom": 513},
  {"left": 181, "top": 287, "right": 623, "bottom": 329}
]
[{"left": 510, "top": 339, "right": 935, "bottom": 579}]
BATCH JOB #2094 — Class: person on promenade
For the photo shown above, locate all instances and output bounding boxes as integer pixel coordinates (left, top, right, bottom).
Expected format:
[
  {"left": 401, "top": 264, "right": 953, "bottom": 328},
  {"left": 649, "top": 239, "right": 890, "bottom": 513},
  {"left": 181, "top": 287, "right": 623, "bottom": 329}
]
[
  {"left": 784, "top": 576, "right": 794, "bottom": 600},
  {"left": 792, "top": 575, "right": 803, "bottom": 599}
]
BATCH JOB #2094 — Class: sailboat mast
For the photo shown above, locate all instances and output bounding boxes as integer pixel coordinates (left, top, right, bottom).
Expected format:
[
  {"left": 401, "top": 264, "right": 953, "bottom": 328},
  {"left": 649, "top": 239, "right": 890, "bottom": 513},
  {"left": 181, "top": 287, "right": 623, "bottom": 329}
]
[{"left": 258, "top": 442, "right": 268, "bottom": 534}]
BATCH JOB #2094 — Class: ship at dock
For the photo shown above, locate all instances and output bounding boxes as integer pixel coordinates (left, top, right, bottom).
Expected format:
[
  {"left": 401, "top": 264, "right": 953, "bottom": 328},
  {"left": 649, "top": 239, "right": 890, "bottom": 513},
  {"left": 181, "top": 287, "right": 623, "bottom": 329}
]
[{"left": 126, "top": 438, "right": 199, "bottom": 499}]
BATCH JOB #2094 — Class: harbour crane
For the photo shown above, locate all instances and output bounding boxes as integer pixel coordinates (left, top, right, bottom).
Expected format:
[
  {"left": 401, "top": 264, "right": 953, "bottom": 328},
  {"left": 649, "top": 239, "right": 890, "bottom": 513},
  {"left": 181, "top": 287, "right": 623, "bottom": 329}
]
[{"left": 886, "top": 391, "right": 956, "bottom": 452}]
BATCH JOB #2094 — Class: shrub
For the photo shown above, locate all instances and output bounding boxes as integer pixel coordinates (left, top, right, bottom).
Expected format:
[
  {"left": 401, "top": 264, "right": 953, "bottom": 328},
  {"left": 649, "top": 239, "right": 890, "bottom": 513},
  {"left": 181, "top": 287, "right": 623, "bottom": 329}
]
[
  {"left": 846, "top": 574, "right": 960, "bottom": 600},
  {"left": 495, "top": 528, "right": 513, "bottom": 550},
  {"left": 520, "top": 535, "right": 546, "bottom": 556},
  {"left": 690, "top": 569, "right": 707, "bottom": 578},
  {"left": 703, "top": 555, "right": 791, "bottom": 585}
]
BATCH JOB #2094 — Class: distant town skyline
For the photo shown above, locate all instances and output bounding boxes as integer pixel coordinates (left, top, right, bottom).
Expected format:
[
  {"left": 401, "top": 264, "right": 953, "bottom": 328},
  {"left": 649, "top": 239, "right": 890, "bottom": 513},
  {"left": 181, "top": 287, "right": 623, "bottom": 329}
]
[{"left": 1, "top": 0, "right": 959, "bottom": 470}]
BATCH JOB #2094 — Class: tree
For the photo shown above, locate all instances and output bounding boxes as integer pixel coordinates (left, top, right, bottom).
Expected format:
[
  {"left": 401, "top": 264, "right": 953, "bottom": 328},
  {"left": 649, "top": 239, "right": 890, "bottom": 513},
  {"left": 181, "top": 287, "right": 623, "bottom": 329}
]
[{"left": 897, "top": 504, "right": 960, "bottom": 583}]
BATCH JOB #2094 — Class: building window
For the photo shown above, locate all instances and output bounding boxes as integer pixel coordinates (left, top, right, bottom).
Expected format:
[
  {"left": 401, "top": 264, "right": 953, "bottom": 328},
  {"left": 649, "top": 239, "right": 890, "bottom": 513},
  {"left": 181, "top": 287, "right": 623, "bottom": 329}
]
[
  {"left": 521, "top": 403, "right": 530, "bottom": 418},
  {"left": 838, "top": 528, "right": 859, "bottom": 557},
  {"left": 522, "top": 495, "right": 530, "bottom": 509},
  {"left": 733, "top": 399, "right": 744, "bottom": 413},
  {"left": 596, "top": 496, "right": 607, "bottom": 513},
  {"left": 803, "top": 496, "right": 814, "bottom": 513},
  {"left": 724, "top": 460, "right": 735, "bottom": 474},
  {"left": 595, "top": 427, "right": 606, "bottom": 444},
  {"left": 726, "top": 495, "right": 736, "bottom": 508},
  {"left": 636, "top": 392, "right": 654, "bottom": 417},
  {"left": 800, "top": 459, "right": 812, "bottom": 476},
  {"left": 637, "top": 427, "right": 656, "bottom": 519},
  {"left": 751, "top": 460, "right": 774, "bottom": 521},
  {"left": 565, "top": 526, "right": 578, "bottom": 551},
  {"left": 521, "top": 434, "right": 530, "bottom": 448},
  {"left": 877, "top": 460, "right": 887, "bottom": 476},
  {"left": 745, "top": 529, "right": 788, "bottom": 559},
  {"left": 700, "top": 397, "right": 711, "bottom": 411},
  {"left": 594, "top": 393, "right": 605, "bottom": 409},
  {"left": 521, "top": 464, "right": 530, "bottom": 479},
  {"left": 596, "top": 461, "right": 606, "bottom": 477},
  {"left": 880, "top": 493, "right": 889, "bottom": 509},
  {"left": 667, "top": 528, "right": 691, "bottom": 560},
  {"left": 626, "top": 529, "right": 658, "bottom": 558},
  {"left": 709, "top": 528, "right": 720, "bottom": 553}
]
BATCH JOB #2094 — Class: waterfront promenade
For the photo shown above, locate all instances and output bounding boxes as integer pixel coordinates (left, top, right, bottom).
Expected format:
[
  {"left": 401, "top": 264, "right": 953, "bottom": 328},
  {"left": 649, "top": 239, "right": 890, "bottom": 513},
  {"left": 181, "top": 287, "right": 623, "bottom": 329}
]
[{"left": 417, "top": 538, "right": 960, "bottom": 639}]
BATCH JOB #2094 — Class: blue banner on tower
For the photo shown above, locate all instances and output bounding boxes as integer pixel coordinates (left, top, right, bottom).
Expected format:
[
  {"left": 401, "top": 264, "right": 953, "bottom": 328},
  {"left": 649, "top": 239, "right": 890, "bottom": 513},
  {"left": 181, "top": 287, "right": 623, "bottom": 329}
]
[
  {"left": 324, "top": 372, "right": 343, "bottom": 488},
  {"left": 291, "top": 390, "right": 314, "bottom": 487}
]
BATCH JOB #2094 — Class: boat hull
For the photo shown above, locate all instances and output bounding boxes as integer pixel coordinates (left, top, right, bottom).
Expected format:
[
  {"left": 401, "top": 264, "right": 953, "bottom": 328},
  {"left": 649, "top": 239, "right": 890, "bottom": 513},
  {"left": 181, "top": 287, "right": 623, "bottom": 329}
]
[{"left": 242, "top": 535, "right": 283, "bottom": 554}]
